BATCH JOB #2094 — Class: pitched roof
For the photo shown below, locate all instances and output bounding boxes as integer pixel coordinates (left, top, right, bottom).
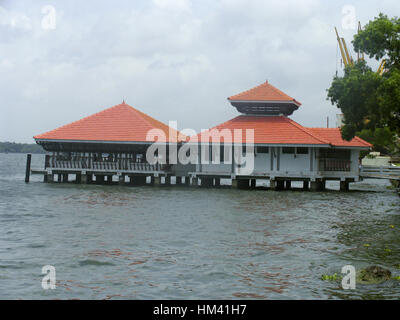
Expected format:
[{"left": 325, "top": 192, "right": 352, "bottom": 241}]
[
  {"left": 195, "top": 116, "right": 330, "bottom": 145},
  {"left": 307, "top": 128, "right": 372, "bottom": 148},
  {"left": 228, "top": 81, "right": 301, "bottom": 106},
  {"left": 193, "top": 116, "right": 371, "bottom": 148},
  {"left": 34, "top": 102, "right": 185, "bottom": 143}
]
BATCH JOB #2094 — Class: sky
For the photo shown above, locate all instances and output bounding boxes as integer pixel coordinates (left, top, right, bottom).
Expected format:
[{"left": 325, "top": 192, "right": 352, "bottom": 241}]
[{"left": 0, "top": 0, "right": 399, "bottom": 143}]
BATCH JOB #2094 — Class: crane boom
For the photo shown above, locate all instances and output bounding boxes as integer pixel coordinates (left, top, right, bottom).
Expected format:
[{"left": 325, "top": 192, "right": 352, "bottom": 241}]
[{"left": 335, "top": 27, "right": 349, "bottom": 66}]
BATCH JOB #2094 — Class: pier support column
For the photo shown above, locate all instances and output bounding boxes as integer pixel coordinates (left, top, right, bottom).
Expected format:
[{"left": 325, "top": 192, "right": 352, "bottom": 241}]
[
  {"left": 285, "top": 180, "right": 291, "bottom": 190},
  {"left": 57, "top": 174, "right": 62, "bottom": 183},
  {"left": 118, "top": 175, "right": 125, "bottom": 185},
  {"left": 232, "top": 179, "right": 249, "bottom": 189},
  {"left": 131, "top": 175, "right": 146, "bottom": 186},
  {"left": 46, "top": 173, "right": 54, "bottom": 183},
  {"left": 62, "top": 173, "right": 68, "bottom": 183},
  {"left": 270, "top": 179, "right": 276, "bottom": 190},
  {"left": 303, "top": 181, "right": 309, "bottom": 190},
  {"left": 274, "top": 180, "right": 284, "bottom": 191},
  {"left": 250, "top": 179, "right": 256, "bottom": 189},
  {"left": 96, "top": 175, "right": 105, "bottom": 184},
  {"left": 81, "top": 174, "right": 87, "bottom": 184},
  {"left": 106, "top": 175, "right": 113, "bottom": 184},
  {"left": 25, "top": 154, "right": 31, "bottom": 183},
  {"left": 215, "top": 178, "right": 221, "bottom": 187},
  {"left": 153, "top": 176, "right": 161, "bottom": 186},
  {"left": 310, "top": 181, "right": 323, "bottom": 191},
  {"left": 176, "top": 176, "right": 182, "bottom": 185},
  {"left": 185, "top": 176, "right": 190, "bottom": 186},
  {"left": 164, "top": 176, "right": 171, "bottom": 186},
  {"left": 340, "top": 181, "right": 349, "bottom": 192},
  {"left": 320, "top": 179, "right": 326, "bottom": 191},
  {"left": 191, "top": 177, "right": 198, "bottom": 187},
  {"left": 87, "top": 174, "right": 93, "bottom": 184},
  {"left": 201, "top": 177, "right": 213, "bottom": 187}
]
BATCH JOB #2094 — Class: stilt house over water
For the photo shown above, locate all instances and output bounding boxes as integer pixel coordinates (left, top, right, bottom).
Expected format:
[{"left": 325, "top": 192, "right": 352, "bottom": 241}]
[{"left": 32, "top": 81, "right": 371, "bottom": 191}]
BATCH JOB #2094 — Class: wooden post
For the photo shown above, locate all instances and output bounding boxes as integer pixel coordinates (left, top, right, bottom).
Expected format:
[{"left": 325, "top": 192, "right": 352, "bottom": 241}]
[{"left": 25, "top": 154, "right": 32, "bottom": 183}]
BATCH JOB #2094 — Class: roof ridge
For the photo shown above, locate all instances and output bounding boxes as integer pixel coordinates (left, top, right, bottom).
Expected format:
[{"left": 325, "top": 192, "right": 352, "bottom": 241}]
[
  {"left": 227, "top": 83, "right": 265, "bottom": 100},
  {"left": 285, "top": 118, "right": 331, "bottom": 145},
  {"left": 126, "top": 106, "right": 185, "bottom": 141}
]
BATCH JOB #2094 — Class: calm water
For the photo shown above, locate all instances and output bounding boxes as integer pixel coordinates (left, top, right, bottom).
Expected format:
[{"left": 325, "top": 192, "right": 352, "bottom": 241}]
[{"left": 0, "top": 153, "right": 399, "bottom": 299}]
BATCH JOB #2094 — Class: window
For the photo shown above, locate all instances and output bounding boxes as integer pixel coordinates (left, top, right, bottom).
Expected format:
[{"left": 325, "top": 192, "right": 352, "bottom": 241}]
[
  {"left": 256, "top": 146, "right": 269, "bottom": 154},
  {"left": 282, "top": 147, "right": 295, "bottom": 154},
  {"left": 296, "top": 147, "right": 309, "bottom": 154}
]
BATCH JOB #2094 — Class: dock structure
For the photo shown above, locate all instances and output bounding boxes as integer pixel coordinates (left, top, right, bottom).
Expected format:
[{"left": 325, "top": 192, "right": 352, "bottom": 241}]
[{"left": 30, "top": 81, "right": 373, "bottom": 191}]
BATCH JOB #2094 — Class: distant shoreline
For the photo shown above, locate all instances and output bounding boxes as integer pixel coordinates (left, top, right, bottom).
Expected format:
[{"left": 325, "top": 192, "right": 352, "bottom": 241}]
[{"left": 0, "top": 142, "right": 45, "bottom": 154}]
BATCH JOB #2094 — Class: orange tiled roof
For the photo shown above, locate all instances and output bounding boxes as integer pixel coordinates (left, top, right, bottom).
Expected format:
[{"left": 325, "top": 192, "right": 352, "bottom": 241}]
[
  {"left": 308, "top": 128, "right": 372, "bottom": 148},
  {"left": 34, "top": 102, "right": 185, "bottom": 143},
  {"left": 193, "top": 116, "right": 371, "bottom": 148},
  {"left": 195, "top": 116, "right": 329, "bottom": 144},
  {"left": 228, "top": 81, "right": 302, "bottom": 106}
]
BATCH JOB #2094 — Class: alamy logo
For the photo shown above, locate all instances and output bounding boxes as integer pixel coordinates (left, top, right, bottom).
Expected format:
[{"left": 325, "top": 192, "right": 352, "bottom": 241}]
[
  {"left": 341, "top": 265, "right": 356, "bottom": 289},
  {"left": 41, "top": 265, "right": 56, "bottom": 290}
]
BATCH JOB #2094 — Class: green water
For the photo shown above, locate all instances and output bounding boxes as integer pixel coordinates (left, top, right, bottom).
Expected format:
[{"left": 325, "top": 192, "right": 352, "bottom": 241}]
[{"left": 0, "top": 153, "right": 399, "bottom": 299}]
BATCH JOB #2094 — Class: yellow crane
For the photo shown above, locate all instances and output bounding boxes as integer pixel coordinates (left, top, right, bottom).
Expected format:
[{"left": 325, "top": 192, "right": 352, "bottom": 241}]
[{"left": 335, "top": 23, "right": 386, "bottom": 75}]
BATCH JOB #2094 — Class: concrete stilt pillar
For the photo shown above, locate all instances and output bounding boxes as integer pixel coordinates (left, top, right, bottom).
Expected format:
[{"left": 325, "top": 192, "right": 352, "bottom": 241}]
[
  {"left": 46, "top": 173, "right": 54, "bottom": 183},
  {"left": 81, "top": 174, "right": 87, "bottom": 184},
  {"left": 87, "top": 174, "right": 92, "bottom": 184},
  {"left": 303, "top": 181, "right": 309, "bottom": 190},
  {"left": 118, "top": 175, "right": 125, "bottom": 185},
  {"left": 185, "top": 176, "right": 190, "bottom": 186},
  {"left": 76, "top": 173, "right": 82, "bottom": 184},
  {"left": 176, "top": 176, "right": 182, "bottom": 185},
  {"left": 153, "top": 176, "right": 161, "bottom": 186},
  {"left": 276, "top": 180, "right": 285, "bottom": 191},
  {"left": 250, "top": 179, "right": 256, "bottom": 189},
  {"left": 285, "top": 180, "right": 291, "bottom": 190},
  {"left": 320, "top": 179, "right": 326, "bottom": 191},
  {"left": 340, "top": 181, "right": 349, "bottom": 192},
  {"left": 107, "top": 175, "right": 113, "bottom": 184},
  {"left": 215, "top": 178, "right": 221, "bottom": 187},
  {"left": 165, "top": 176, "right": 171, "bottom": 186},
  {"left": 62, "top": 173, "right": 68, "bottom": 183},
  {"left": 58, "top": 174, "right": 62, "bottom": 183},
  {"left": 310, "top": 181, "right": 322, "bottom": 191},
  {"left": 233, "top": 179, "right": 249, "bottom": 189},
  {"left": 96, "top": 175, "right": 105, "bottom": 184},
  {"left": 201, "top": 177, "right": 213, "bottom": 187},
  {"left": 191, "top": 177, "right": 198, "bottom": 187},
  {"left": 270, "top": 179, "right": 276, "bottom": 190}
]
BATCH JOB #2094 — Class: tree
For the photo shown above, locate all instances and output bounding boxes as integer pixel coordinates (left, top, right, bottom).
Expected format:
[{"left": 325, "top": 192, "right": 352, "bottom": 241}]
[{"left": 327, "top": 13, "right": 400, "bottom": 155}]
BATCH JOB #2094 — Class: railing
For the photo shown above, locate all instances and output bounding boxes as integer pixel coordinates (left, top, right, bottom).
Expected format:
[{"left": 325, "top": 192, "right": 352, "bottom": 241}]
[
  {"left": 46, "top": 155, "right": 167, "bottom": 172},
  {"left": 360, "top": 165, "right": 400, "bottom": 180},
  {"left": 319, "top": 158, "right": 351, "bottom": 171}
]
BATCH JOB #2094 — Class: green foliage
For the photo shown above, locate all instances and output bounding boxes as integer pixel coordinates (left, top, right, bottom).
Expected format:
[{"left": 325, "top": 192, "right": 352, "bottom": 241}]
[
  {"left": 353, "top": 13, "right": 400, "bottom": 68},
  {"left": 321, "top": 273, "right": 342, "bottom": 281},
  {"left": 0, "top": 141, "right": 45, "bottom": 154},
  {"left": 327, "top": 13, "right": 400, "bottom": 155},
  {"left": 356, "top": 127, "right": 398, "bottom": 154}
]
